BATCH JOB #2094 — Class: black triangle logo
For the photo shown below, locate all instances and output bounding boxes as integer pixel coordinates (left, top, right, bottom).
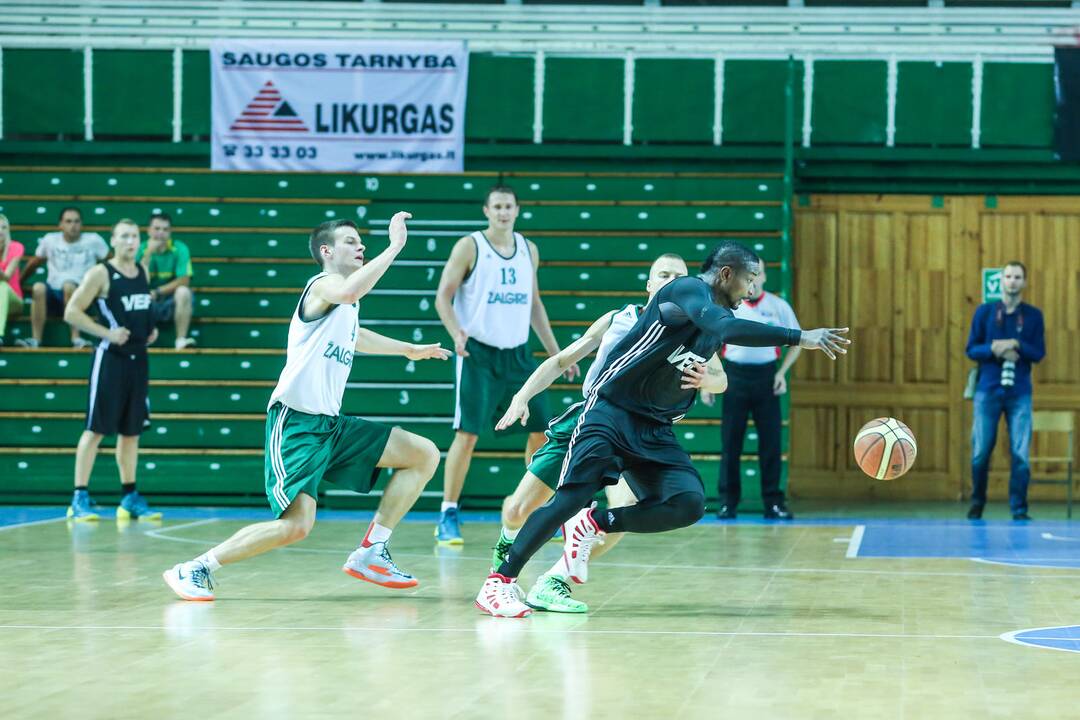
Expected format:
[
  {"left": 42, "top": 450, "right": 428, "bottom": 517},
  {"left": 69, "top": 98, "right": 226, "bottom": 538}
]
[{"left": 274, "top": 101, "right": 298, "bottom": 118}]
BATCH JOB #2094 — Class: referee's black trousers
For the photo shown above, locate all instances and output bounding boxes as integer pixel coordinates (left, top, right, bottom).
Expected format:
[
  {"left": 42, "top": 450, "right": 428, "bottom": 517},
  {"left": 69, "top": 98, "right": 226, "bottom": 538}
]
[{"left": 719, "top": 360, "right": 784, "bottom": 509}]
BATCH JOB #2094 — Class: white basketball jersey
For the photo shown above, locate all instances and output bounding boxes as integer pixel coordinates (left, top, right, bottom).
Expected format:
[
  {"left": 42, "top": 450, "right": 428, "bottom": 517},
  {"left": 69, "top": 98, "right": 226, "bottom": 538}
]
[
  {"left": 268, "top": 273, "right": 359, "bottom": 417},
  {"left": 582, "top": 304, "right": 640, "bottom": 397},
  {"left": 452, "top": 231, "right": 535, "bottom": 349}
]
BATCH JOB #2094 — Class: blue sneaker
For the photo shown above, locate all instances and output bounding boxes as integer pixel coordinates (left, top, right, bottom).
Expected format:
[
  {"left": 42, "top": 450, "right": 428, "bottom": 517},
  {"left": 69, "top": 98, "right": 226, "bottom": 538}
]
[
  {"left": 67, "top": 490, "right": 100, "bottom": 522},
  {"left": 117, "top": 491, "right": 163, "bottom": 521},
  {"left": 434, "top": 507, "right": 463, "bottom": 545}
]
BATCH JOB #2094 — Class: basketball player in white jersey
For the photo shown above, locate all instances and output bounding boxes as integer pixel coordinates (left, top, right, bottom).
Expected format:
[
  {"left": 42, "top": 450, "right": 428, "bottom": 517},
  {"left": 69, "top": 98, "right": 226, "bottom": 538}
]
[
  {"left": 433, "top": 184, "right": 579, "bottom": 545},
  {"left": 163, "top": 212, "right": 451, "bottom": 601},
  {"left": 485, "top": 253, "right": 726, "bottom": 613}
]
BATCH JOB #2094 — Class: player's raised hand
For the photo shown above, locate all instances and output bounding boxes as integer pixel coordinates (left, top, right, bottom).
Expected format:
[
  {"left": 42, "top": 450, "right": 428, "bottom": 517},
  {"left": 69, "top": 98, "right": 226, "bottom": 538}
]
[
  {"left": 388, "top": 211, "right": 412, "bottom": 250},
  {"left": 681, "top": 361, "right": 707, "bottom": 390},
  {"left": 798, "top": 327, "right": 850, "bottom": 360},
  {"left": 496, "top": 394, "right": 530, "bottom": 431},
  {"left": 406, "top": 343, "right": 451, "bottom": 361}
]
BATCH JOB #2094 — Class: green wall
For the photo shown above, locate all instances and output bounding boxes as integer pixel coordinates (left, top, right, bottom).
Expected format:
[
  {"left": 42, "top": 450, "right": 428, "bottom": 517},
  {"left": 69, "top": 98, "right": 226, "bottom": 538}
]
[{"left": 1, "top": 50, "right": 1056, "bottom": 150}]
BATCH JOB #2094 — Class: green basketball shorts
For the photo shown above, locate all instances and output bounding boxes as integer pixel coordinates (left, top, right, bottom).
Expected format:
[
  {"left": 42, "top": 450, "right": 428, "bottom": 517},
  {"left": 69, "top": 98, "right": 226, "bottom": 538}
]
[
  {"left": 453, "top": 338, "right": 551, "bottom": 436},
  {"left": 526, "top": 401, "right": 586, "bottom": 490},
  {"left": 264, "top": 402, "right": 393, "bottom": 517}
]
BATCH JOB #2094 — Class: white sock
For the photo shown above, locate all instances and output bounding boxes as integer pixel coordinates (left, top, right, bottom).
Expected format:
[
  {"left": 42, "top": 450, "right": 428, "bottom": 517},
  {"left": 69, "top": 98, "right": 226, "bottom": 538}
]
[
  {"left": 441, "top": 501, "right": 458, "bottom": 513},
  {"left": 501, "top": 525, "right": 520, "bottom": 541},
  {"left": 362, "top": 522, "right": 392, "bottom": 548},
  {"left": 194, "top": 551, "right": 221, "bottom": 572},
  {"left": 544, "top": 554, "right": 570, "bottom": 580}
]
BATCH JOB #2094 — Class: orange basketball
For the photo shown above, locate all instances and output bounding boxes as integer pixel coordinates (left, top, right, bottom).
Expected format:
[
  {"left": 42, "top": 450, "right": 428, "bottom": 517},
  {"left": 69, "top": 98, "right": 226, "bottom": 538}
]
[{"left": 853, "top": 417, "right": 917, "bottom": 480}]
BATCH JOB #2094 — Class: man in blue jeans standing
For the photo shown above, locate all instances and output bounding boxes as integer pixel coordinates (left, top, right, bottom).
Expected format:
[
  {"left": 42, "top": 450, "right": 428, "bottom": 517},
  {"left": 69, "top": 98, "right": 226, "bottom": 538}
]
[{"left": 965, "top": 261, "right": 1045, "bottom": 521}]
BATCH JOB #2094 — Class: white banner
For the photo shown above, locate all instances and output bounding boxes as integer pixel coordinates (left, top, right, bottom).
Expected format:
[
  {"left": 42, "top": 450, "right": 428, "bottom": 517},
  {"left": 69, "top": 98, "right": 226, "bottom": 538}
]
[{"left": 211, "top": 40, "right": 468, "bottom": 172}]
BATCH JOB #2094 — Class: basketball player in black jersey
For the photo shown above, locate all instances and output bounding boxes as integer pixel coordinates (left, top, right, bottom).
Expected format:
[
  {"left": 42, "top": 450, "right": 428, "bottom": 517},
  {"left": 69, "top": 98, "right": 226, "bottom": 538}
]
[
  {"left": 476, "top": 242, "right": 850, "bottom": 617},
  {"left": 64, "top": 219, "right": 161, "bottom": 522}
]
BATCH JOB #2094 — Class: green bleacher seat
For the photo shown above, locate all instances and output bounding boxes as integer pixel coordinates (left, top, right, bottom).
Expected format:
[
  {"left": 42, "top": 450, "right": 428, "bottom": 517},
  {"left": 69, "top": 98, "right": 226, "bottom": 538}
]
[
  {"left": 0, "top": 168, "right": 782, "bottom": 202},
  {"left": 0, "top": 167, "right": 789, "bottom": 507}
]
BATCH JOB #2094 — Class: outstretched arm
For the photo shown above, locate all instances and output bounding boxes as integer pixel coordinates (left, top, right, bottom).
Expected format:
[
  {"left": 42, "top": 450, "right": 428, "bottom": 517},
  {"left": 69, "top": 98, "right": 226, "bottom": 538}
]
[
  {"left": 528, "top": 241, "right": 579, "bottom": 381},
  {"left": 354, "top": 327, "right": 451, "bottom": 361},
  {"left": 661, "top": 277, "right": 849, "bottom": 359},
  {"left": 495, "top": 310, "right": 614, "bottom": 430}
]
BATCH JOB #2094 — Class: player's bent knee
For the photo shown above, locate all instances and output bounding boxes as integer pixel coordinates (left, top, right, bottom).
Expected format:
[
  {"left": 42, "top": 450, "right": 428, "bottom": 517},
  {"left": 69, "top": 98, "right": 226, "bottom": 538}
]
[
  {"left": 503, "top": 501, "right": 528, "bottom": 528},
  {"left": 670, "top": 491, "right": 706, "bottom": 525},
  {"left": 281, "top": 512, "right": 315, "bottom": 543},
  {"left": 413, "top": 435, "right": 440, "bottom": 474},
  {"left": 283, "top": 521, "right": 311, "bottom": 544}
]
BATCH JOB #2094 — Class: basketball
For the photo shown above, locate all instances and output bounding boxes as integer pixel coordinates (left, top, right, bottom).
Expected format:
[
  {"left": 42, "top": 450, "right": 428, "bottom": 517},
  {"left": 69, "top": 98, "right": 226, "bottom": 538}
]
[{"left": 853, "top": 417, "right": 917, "bottom": 480}]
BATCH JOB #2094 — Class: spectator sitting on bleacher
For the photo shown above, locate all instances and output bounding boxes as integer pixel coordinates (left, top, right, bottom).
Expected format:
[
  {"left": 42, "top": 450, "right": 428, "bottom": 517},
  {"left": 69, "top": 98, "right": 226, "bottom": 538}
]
[
  {"left": 0, "top": 213, "right": 25, "bottom": 346},
  {"left": 16, "top": 207, "right": 108, "bottom": 349},
  {"left": 137, "top": 212, "right": 196, "bottom": 349}
]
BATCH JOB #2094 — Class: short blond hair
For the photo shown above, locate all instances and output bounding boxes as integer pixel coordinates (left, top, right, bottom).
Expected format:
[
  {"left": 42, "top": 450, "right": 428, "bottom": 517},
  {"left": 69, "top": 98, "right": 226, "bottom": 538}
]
[{"left": 112, "top": 218, "right": 139, "bottom": 235}]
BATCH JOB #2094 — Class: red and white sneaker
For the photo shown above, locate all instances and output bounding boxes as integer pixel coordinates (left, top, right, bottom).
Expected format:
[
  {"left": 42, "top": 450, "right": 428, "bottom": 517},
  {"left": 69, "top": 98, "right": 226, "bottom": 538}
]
[
  {"left": 562, "top": 503, "right": 607, "bottom": 584},
  {"left": 475, "top": 573, "right": 533, "bottom": 618}
]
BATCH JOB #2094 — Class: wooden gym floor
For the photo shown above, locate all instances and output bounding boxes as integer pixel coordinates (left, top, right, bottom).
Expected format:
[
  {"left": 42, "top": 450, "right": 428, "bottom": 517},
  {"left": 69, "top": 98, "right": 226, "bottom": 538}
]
[{"left": 1, "top": 505, "right": 1077, "bottom": 720}]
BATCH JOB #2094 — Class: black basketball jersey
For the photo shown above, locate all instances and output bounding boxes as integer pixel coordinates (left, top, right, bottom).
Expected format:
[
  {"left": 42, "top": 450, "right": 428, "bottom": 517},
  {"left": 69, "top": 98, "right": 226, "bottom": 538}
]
[
  {"left": 593, "top": 276, "right": 800, "bottom": 424},
  {"left": 97, "top": 261, "right": 154, "bottom": 354}
]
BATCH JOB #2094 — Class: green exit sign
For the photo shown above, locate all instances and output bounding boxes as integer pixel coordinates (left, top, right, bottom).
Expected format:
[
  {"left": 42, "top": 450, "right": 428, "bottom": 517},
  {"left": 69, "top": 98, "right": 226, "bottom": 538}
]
[{"left": 982, "top": 268, "right": 1002, "bottom": 303}]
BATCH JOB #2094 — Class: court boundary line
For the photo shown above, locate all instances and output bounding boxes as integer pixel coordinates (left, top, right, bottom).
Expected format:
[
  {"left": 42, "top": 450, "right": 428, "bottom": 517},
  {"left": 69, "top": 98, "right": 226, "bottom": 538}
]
[
  {"left": 970, "top": 557, "right": 1080, "bottom": 570},
  {"left": 144, "top": 518, "right": 219, "bottom": 539},
  {"left": 0, "top": 623, "right": 1000, "bottom": 640},
  {"left": 0, "top": 516, "right": 67, "bottom": 532},
  {"left": 138, "top": 526, "right": 1080, "bottom": 579},
  {"left": 845, "top": 524, "right": 865, "bottom": 558},
  {"left": 999, "top": 626, "right": 1080, "bottom": 655}
]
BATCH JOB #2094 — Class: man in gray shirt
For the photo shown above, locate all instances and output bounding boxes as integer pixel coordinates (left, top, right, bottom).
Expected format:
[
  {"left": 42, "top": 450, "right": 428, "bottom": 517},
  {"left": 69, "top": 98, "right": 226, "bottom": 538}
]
[{"left": 17, "top": 207, "right": 108, "bottom": 348}]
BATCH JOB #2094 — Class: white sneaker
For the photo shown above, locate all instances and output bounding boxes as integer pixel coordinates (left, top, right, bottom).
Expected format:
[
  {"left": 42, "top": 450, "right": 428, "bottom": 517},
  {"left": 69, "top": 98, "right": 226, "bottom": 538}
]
[
  {"left": 162, "top": 561, "right": 215, "bottom": 601},
  {"left": 343, "top": 542, "right": 418, "bottom": 589},
  {"left": 475, "top": 573, "right": 533, "bottom": 618},
  {"left": 72, "top": 337, "right": 95, "bottom": 349},
  {"left": 562, "top": 503, "right": 606, "bottom": 585},
  {"left": 14, "top": 338, "right": 39, "bottom": 348}
]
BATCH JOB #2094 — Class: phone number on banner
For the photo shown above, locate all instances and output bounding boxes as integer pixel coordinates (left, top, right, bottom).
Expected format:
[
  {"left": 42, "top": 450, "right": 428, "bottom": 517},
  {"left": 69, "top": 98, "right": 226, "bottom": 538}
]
[{"left": 223, "top": 144, "right": 319, "bottom": 159}]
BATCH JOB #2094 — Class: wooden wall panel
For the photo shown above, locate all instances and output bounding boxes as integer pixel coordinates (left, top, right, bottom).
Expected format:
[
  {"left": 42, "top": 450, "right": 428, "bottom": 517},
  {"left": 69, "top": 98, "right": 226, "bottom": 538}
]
[
  {"left": 791, "top": 195, "right": 1079, "bottom": 504},
  {"left": 792, "top": 211, "right": 839, "bottom": 383},
  {"left": 789, "top": 406, "right": 839, "bottom": 472},
  {"left": 843, "top": 212, "right": 897, "bottom": 383},
  {"left": 1025, "top": 213, "right": 1080, "bottom": 387},
  {"left": 901, "top": 213, "right": 950, "bottom": 385}
]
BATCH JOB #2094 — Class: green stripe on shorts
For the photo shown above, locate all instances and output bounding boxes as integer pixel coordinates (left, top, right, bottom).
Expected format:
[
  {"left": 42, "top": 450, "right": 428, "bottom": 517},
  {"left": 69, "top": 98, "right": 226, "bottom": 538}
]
[{"left": 264, "top": 402, "right": 393, "bottom": 517}]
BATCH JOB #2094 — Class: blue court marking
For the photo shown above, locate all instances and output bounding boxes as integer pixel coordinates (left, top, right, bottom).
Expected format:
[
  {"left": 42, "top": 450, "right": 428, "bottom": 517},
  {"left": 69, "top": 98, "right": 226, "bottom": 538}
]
[
  {"left": 0, "top": 506, "right": 69, "bottom": 529},
  {"left": 0, "top": 505, "right": 504, "bottom": 528},
  {"left": 1001, "top": 626, "right": 1080, "bottom": 654},
  {"left": 854, "top": 522, "right": 1080, "bottom": 569}
]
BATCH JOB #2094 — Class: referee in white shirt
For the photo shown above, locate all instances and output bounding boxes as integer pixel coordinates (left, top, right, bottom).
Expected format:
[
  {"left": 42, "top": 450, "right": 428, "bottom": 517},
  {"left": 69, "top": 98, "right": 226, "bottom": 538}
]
[{"left": 705, "top": 266, "right": 802, "bottom": 520}]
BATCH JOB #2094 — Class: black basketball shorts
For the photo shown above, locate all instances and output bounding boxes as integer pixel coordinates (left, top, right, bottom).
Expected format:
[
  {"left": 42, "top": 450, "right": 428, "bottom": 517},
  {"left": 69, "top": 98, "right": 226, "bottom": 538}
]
[{"left": 85, "top": 346, "right": 150, "bottom": 437}]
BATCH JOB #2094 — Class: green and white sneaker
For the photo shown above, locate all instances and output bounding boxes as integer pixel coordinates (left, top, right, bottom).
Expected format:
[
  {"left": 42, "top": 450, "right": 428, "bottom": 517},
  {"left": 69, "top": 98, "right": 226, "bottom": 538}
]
[
  {"left": 491, "top": 529, "right": 514, "bottom": 573},
  {"left": 526, "top": 575, "right": 588, "bottom": 614}
]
